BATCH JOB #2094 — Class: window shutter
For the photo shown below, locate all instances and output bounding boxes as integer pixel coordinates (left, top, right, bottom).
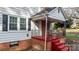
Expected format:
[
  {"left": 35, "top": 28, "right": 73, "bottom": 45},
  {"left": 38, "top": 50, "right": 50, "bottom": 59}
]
[
  {"left": 2, "top": 15, "right": 8, "bottom": 31},
  {"left": 28, "top": 18, "right": 31, "bottom": 31}
]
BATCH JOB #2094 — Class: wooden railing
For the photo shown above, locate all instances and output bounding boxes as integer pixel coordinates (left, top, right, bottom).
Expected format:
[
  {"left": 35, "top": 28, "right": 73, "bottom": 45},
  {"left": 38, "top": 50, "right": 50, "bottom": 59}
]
[
  {"left": 31, "top": 30, "right": 63, "bottom": 37},
  {"left": 31, "top": 30, "right": 41, "bottom": 36}
]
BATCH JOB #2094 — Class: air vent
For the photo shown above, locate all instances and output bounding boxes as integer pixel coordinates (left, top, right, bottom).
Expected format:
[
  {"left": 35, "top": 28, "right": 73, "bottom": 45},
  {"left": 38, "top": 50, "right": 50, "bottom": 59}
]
[
  {"left": 10, "top": 41, "right": 19, "bottom": 48},
  {"left": 27, "top": 34, "right": 29, "bottom": 37}
]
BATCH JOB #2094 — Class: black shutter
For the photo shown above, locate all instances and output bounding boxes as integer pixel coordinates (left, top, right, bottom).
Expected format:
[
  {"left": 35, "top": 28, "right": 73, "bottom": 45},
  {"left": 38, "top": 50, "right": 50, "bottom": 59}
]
[
  {"left": 28, "top": 18, "right": 31, "bottom": 31},
  {"left": 2, "top": 15, "right": 8, "bottom": 31}
]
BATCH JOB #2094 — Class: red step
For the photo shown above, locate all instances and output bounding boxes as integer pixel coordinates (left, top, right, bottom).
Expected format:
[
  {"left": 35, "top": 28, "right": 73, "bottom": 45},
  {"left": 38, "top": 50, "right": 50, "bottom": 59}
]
[
  {"left": 54, "top": 42, "right": 64, "bottom": 46},
  {"left": 52, "top": 42, "right": 67, "bottom": 50},
  {"left": 52, "top": 39, "right": 60, "bottom": 43},
  {"left": 51, "top": 37, "right": 70, "bottom": 51},
  {"left": 57, "top": 44, "right": 65, "bottom": 48}
]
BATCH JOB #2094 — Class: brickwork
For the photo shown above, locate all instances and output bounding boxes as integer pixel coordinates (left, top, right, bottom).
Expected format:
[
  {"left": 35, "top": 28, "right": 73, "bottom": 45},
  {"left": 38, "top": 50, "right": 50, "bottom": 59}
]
[
  {"left": 0, "top": 39, "right": 31, "bottom": 51},
  {"left": 32, "top": 38, "right": 52, "bottom": 51}
]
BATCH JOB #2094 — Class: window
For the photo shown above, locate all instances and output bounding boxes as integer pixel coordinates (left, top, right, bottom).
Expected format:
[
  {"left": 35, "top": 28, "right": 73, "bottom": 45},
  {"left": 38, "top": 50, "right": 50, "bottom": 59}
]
[
  {"left": 20, "top": 18, "right": 26, "bottom": 30},
  {"left": 9, "top": 16, "right": 17, "bottom": 30},
  {"left": 2, "top": 15, "right": 8, "bottom": 31}
]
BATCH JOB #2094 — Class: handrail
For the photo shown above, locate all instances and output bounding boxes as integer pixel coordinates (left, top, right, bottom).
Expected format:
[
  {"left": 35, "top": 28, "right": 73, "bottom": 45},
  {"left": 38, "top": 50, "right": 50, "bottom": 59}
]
[
  {"left": 31, "top": 30, "right": 41, "bottom": 36},
  {"left": 31, "top": 30, "right": 62, "bottom": 36}
]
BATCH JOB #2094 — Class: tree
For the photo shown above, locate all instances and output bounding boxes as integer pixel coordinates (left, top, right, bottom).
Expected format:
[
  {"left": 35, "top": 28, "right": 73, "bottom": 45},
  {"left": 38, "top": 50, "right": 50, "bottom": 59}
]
[
  {"left": 66, "top": 18, "right": 73, "bottom": 28},
  {"left": 54, "top": 18, "right": 73, "bottom": 29},
  {"left": 54, "top": 22, "right": 64, "bottom": 29}
]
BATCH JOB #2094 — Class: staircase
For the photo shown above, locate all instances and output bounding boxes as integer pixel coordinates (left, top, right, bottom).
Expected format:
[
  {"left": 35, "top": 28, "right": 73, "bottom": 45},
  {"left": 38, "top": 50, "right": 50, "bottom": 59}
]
[{"left": 51, "top": 37, "right": 70, "bottom": 51}]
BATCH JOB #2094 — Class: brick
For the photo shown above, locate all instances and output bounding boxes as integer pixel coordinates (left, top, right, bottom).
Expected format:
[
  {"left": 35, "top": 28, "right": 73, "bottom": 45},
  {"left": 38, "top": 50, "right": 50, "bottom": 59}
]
[
  {"left": 0, "top": 43, "right": 9, "bottom": 51},
  {"left": 32, "top": 38, "right": 52, "bottom": 51},
  {"left": 0, "top": 39, "right": 32, "bottom": 51},
  {"left": 19, "top": 39, "right": 32, "bottom": 50}
]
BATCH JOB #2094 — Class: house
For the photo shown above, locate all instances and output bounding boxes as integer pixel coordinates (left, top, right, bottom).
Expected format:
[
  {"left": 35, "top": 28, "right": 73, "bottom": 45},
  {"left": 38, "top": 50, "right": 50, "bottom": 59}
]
[{"left": 0, "top": 7, "right": 68, "bottom": 51}]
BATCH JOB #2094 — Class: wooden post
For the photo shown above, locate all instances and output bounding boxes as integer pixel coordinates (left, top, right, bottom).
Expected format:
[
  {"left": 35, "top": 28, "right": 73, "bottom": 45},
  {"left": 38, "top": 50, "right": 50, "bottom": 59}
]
[
  {"left": 63, "top": 21, "right": 66, "bottom": 36},
  {"left": 44, "top": 14, "right": 48, "bottom": 51}
]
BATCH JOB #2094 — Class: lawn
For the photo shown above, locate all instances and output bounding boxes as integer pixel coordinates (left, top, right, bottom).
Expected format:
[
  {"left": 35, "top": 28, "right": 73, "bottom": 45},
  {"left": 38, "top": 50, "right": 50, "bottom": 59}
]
[
  {"left": 66, "top": 29, "right": 79, "bottom": 40},
  {"left": 66, "top": 33, "right": 79, "bottom": 40}
]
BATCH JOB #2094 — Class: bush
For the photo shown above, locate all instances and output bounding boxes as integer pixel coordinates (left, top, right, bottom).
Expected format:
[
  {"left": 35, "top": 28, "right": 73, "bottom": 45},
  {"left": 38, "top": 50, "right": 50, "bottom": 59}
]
[{"left": 54, "top": 18, "right": 73, "bottom": 29}]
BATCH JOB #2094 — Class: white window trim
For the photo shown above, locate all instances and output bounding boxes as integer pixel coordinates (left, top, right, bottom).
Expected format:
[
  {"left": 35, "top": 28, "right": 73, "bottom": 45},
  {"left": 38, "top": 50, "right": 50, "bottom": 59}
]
[
  {"left": 17, "top": 17, "right": 20, "bottom": 31},
  {"left": 8, "top": 15, "right": 9, "bottom": 31},
  {"left": 8, "top": 15, "right": 27, "bottom": 32},
  {"left": 26, "top": 18, "right": 28, "bottom": 30},
  {"left": 20, "top": 18, "right": 27, "bottom": 30},
  {"left": 2, "top": 14, "right": 3, "bottom": 31},
  {"left": 8, "top": 15, "right": 18, "bottom": 32},
  {"left": 2, "top": 14, "right": 28, "bottom": 32}
]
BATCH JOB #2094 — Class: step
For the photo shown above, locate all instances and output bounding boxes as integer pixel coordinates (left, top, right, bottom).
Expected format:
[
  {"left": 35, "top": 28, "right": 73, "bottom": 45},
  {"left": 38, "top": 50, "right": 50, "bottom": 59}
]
[
  {"left": 57, "top": 44, "right": 65, "bottom": 49},
  {"left": 52, "top": 39, "right": 60, "bottom": 43},
  {"left": 54, "top": 42, "right": 64, "bottom": 46}
]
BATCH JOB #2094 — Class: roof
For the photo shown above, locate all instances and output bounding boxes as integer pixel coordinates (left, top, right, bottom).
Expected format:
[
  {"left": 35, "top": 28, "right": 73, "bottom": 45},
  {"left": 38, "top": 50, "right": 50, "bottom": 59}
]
[
  {"left": 0, "top": 7, "right": 42, "bottom": 18},
  {"left": 31, "top": 7, "right": 66, "bottom": 22},
  {"left": 32, "top": 7, "right": 56, "bottom": 16}
]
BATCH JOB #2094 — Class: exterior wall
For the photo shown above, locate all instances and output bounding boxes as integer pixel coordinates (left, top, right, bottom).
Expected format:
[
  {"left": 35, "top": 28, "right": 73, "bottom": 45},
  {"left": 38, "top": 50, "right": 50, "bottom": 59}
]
[
  {"left": 39, "top": 21, "right": 42, "bottom": 36},
  {"left": 0, "top": 31, "right": 31, "bottom": 43},
  {"left": 0, "top": 13, "right": 2, "bottom": 31},
  {"left": 32, "top": 38, "right": 52, "bottom": 51},
  {"left": 0, "top": 13, "right": 31, "bottom": 43},
  {"left": 0, "top": 39, "right": 31, "bottom": 51},
  {"left": 0, "top": 13, "right": 32, "bottom": 50},
  {"left": 31, "top": 21, "right": 42, "bottom": 36}
]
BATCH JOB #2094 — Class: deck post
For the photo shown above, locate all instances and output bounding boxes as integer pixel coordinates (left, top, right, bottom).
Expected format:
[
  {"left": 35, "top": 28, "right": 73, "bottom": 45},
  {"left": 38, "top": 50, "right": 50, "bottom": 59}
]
[
  {"left": 63, "top": 21, "right": 66, "bottom": 36},
  {"left": 44, "top": 13, "right": 48, "bottom": 51}
]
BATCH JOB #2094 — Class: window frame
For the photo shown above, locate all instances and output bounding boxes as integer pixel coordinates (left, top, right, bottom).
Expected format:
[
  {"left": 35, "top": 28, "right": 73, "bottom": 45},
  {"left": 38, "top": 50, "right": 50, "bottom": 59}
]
[
  {"left": 20, "top": 18, "right": 26, "bottom": 30},
  {"left": 2, "top": 14, "right": 27, "bottom": 32},
  {"left": 9, "top": 16, "right": 18, "bottom": 31}
]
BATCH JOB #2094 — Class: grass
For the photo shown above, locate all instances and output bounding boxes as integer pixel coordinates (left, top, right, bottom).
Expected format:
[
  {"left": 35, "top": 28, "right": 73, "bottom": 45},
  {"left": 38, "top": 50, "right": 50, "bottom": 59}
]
[
  {"left": 66, "top": 29, "right": 79, "bottom": 40},
  {"left": 66, "top": 33, "right": 79, "bottom": 40}
]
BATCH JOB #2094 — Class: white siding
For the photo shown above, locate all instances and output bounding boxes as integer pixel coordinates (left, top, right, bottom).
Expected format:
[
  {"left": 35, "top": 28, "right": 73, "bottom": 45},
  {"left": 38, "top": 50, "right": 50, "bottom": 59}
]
[
  {"left": 0, "top": 13, "right": 2, "bottom": 31},
  {"left": 0, "top": 7, "right": 44, "bottom": 43},
  {"left": 0, "top": 31, "right": 31, "bottom": 43},
  {"left": 0, "top": 13, "right": 31, "bottom": 43}
]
